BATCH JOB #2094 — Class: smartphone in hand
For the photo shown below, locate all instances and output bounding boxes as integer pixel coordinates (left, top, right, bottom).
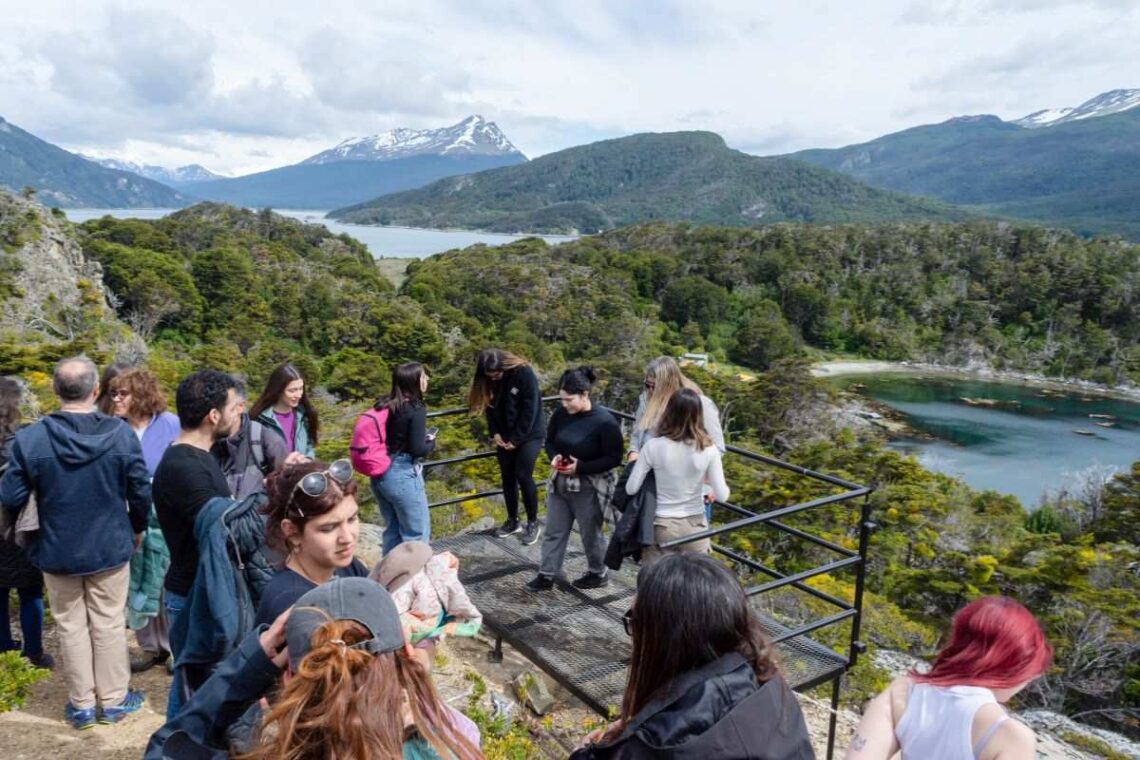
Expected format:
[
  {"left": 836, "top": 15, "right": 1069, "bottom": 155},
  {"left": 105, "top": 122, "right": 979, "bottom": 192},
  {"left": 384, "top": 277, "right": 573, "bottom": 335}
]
[{"left": 426, "top": 426, "right": 440, "bottom": 441}]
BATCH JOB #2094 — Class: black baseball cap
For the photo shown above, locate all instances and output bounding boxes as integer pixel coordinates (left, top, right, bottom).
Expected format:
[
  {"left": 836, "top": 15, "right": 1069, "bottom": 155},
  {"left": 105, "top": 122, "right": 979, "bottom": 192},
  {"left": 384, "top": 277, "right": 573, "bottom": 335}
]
[{"left": 285, "top": 577, "right": 405, "bottom": 670}]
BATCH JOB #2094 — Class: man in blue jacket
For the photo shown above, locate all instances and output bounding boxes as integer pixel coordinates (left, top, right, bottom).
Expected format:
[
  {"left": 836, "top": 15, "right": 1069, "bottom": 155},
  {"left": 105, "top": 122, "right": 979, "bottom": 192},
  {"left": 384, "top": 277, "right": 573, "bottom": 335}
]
[{"left": 0, "top": 356, "right": 152, "bottom": 730}]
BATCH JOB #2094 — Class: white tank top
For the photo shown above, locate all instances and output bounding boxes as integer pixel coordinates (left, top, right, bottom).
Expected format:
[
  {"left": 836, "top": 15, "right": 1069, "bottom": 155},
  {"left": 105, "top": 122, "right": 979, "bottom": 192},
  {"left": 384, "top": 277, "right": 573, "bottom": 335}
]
[{"left": 896, "top": 684, "right": 1009, "bottom": 760}]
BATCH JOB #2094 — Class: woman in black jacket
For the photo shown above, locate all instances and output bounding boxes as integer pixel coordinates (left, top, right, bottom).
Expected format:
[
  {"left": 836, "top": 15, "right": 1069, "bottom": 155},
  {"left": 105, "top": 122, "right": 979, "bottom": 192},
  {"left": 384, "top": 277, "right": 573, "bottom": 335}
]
[
  {"left": 468, "top": 349, "right": 546, "bottom": 545},
  {"left": 0, "top": 377, "right": 51, "bottom": 669},
  {"left": 373, "top": 362, "right": 436, "bottom": 553},
  {"left": 574, "top": 553, "right": 813, "bottom": 759}
]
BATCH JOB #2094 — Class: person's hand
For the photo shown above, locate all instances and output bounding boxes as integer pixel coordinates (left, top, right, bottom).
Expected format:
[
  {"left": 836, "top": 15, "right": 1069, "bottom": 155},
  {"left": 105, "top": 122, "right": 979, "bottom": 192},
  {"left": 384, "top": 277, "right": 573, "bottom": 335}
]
[
  {"left": 493, "top": 434, "right": 507, "bottom": 448},
  {"left": 627, "top": 451, "right": 639, "bottom": 462},
  {"left": 561, "top": 455, "right": 578, "bottom": 475},
  {"left": 284, "top": 451, "right": 309, "bottom": 465},
  {"left": 259, "top": 608, "right": 291, "bottom": 669},
  {"left": 579, "top": 726, "right": 606, "bottom": 748},
  {"left": 134, "top": 532, "right": 143, "bottom": 552},
  {"left": 501, "top": 440, "right": 516, "bottom": 450}
]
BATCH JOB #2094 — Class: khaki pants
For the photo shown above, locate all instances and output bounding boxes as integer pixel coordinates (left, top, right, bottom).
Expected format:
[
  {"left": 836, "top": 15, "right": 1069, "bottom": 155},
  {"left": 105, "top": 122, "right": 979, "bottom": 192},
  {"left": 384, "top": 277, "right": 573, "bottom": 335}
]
[
  {"left": 642, "top": 514, "right": 711, "bottom": 564},
  {"left": 43, "top": 563, "right": 131, "bottom": 710}
]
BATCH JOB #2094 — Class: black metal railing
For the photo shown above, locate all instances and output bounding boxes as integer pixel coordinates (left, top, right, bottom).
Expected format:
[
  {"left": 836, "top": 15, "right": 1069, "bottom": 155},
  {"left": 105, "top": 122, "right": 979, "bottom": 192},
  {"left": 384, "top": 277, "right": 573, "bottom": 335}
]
[{"left": 421, "top": 398, "right": 874, "bottom": 759}]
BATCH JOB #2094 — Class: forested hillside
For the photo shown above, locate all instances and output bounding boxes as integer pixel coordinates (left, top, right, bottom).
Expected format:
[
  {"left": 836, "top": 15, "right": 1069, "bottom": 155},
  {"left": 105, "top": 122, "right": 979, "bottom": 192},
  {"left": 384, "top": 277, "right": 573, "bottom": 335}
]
[
  {"left": 791, "top": 109, "right": 1140, "bottom": 240},
  {"left": 329, "top": 131, "right": 966, "bottom": 233},
  {"left": 0, "top": 197, "right": 1135, "bottom": 740}
]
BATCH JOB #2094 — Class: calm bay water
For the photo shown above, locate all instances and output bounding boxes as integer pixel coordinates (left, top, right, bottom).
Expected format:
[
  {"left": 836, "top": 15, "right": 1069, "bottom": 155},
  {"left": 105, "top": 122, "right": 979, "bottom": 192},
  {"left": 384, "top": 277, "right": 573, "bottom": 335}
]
[
  {"left": 833, "top": 374, "right": 1140, "bottom": 508},
  {"left": 62, "top": 208, "right": 576, "bottom": 258}
]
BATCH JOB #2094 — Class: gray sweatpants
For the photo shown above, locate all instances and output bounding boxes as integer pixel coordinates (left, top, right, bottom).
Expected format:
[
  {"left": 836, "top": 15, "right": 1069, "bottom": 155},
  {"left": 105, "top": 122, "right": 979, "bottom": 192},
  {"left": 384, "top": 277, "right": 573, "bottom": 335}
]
[{"left": 538, "top": 478, "right": 607, "bottom": 578}]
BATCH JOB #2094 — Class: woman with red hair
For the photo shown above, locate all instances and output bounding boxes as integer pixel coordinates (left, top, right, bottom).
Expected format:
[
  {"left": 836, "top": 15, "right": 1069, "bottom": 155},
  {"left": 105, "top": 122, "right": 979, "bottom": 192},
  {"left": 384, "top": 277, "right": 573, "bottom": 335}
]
[{"left": 845, "top": 596, "right": 1052, "bottom": 760}]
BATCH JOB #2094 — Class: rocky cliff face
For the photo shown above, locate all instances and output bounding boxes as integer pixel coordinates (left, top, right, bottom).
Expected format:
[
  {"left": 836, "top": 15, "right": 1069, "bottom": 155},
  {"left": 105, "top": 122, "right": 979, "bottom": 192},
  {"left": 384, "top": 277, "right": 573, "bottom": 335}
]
[{"left": 0, "top": 190, "right": 113, "bottom": 339}]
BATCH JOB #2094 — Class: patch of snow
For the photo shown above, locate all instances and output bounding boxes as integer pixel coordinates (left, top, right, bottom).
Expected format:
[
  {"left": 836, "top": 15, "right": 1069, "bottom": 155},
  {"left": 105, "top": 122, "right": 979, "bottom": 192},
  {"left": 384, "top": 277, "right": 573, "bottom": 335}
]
[
  {"left": 301, "top": 115, "right": 525, "bottom": 164},
  {"left": 1014, "top": 88, "right": 1140, "bottom": 128}
]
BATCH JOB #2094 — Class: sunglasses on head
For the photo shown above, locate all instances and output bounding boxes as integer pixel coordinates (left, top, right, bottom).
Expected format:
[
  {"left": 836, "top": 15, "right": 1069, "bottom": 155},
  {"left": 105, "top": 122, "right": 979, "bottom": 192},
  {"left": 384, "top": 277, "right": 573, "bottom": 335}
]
[{"left": 289, "top": 459, "right": 353, "bottom": 517}]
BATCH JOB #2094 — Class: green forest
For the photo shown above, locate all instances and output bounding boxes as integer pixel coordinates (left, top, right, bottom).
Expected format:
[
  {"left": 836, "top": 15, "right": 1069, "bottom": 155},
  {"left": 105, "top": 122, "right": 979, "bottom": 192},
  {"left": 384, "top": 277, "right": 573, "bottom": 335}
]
[
  {"left": 0, "top": 202, "right": 1136, "bottom": 742},
  {"left": 329, "top": 131, "right": 963, "bottom": 233}
]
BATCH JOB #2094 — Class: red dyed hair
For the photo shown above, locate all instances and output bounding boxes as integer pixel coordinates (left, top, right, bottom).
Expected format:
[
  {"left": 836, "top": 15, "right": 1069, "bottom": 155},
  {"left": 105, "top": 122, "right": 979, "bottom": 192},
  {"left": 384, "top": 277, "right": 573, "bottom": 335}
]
[{"left": 913, "top": 596, "right": 1053, "bottom": 689}]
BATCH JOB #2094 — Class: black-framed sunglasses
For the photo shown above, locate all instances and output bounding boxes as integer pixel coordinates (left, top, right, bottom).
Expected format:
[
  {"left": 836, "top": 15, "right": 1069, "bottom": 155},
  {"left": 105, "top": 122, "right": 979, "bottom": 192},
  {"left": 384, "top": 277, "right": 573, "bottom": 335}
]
[
  {"left": 289, "top": 459, "right": 353, "bottom": 517},
  {"left": 621, "top": 607, "right": 634, "bottom": 636}
]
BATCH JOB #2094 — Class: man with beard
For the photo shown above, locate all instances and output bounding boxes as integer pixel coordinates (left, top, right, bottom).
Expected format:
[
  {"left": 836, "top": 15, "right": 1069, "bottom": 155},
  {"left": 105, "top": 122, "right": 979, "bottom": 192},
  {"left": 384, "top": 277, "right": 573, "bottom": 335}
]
[{"left": 153, "top": 369, "right": 241, "bottom": 717}]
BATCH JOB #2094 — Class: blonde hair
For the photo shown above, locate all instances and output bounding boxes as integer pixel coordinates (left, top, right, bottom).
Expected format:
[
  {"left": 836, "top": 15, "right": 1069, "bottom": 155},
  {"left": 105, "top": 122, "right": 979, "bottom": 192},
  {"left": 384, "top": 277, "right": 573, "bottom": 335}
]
[{"left": 637, "top": 357, "right": 701, "bottom": 434}]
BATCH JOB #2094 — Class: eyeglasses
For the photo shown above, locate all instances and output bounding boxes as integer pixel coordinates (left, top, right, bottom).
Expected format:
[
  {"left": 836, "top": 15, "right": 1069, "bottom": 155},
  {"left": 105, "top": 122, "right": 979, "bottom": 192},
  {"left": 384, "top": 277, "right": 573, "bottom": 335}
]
[
  {"left": 289, "top": 459, "right": 353, "bottom": 517},
  {"left": 621, "top": 607, "right": 634, "bottom": 636},
  {"left": 110, "top": 390, "right": 130, "bottom": 399}
]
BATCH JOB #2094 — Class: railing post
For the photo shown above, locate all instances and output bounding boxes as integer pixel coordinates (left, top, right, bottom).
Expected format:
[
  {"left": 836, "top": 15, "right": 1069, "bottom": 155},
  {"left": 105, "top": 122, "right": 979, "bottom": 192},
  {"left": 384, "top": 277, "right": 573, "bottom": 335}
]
[{"left": 848, "top": 490, "right": 875, "bottom": 668}]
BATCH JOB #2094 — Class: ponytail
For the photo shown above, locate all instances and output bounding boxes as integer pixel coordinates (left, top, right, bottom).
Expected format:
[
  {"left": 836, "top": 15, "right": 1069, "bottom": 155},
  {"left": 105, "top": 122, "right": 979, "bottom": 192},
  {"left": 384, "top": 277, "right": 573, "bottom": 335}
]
[{"left": 240, "top": 619, "right": 483, "bottom": 760}]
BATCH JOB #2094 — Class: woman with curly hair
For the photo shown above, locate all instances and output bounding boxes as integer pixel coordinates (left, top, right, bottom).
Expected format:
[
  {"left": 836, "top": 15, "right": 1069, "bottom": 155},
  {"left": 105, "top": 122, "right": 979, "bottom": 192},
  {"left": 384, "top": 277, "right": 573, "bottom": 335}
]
[
  {"left": 109, "top": 368, "right": 181, "bottom": 673},
  {"left": 144, "top": 578, "right": 483, "bottom": 760}
]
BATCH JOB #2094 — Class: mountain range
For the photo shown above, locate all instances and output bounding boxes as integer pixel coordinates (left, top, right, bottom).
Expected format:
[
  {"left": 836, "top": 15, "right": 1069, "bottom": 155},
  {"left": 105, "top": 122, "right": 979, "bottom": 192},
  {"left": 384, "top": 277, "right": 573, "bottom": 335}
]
[
  {"left": 790, "top": 88, "right": 1140, "bottom": 238},
  {"left": 0, "top": 116, "right": 189, "bottom": 208},
  {"left": 328, "top": 131, "right": 965, "bottom": 233},
  {"left": 176, "top": 116, "right": 526, "bottom": 208},
  {"left": 89, "top": 158, "right": 225, "bottom": 187}
]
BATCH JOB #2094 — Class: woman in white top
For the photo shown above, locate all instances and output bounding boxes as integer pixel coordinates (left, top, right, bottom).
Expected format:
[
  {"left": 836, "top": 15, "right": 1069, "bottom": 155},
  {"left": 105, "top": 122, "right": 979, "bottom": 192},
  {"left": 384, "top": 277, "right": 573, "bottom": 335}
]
[
  {"left": 625, "top": 388, "right": 729, "bottom": 562},
  {"left": 845, "top": 596, "right": 1052, "bottom": 760}
]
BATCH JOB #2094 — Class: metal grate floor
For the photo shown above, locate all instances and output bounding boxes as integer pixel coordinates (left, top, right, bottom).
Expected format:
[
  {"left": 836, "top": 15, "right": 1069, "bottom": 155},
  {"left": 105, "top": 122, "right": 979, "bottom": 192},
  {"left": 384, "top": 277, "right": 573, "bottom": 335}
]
[{"left": 434, "top": 531, "right": 848, "bottom": 714}]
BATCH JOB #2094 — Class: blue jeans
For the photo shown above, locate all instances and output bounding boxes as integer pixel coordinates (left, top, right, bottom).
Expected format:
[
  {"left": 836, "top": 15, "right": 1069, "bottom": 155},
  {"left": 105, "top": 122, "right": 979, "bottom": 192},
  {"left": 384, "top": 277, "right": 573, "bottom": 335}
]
[
  {"left": 0, "top": 585, "right": 44, "bottom": 657},
  {"left": 163, "top": 590, "right": 187, "bottom": 719},
  {"left": 372, "top": 453, "right": 430, "bottom": 554}
]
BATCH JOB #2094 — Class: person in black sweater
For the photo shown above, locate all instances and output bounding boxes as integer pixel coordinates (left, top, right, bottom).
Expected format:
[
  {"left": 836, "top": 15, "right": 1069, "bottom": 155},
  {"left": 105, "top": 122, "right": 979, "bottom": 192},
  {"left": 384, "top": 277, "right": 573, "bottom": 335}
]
[
  {"left": 371, "top": 362, "right": 436, "bottom": 554},
  {"left": 468, "top": 349, "right": 546, "bottom": 545},
  {"left": 529, "top": 366, "right": 623, "bottom": 591}
]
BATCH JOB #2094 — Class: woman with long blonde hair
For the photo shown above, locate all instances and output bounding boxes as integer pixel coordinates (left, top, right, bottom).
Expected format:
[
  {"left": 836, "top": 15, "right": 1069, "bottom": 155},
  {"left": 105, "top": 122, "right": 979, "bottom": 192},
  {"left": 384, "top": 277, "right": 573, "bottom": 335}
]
[
  {"left": 629, "top": 357, "right": 724, "bottom": 462},
  {"left": 624, "top": 388, "right": 729, "bottom": 563},
  {"left": 468, "top": 349, "right": 546, "bottom": 545},
  {"left": 144, "top": 578, "right": 483, "bottom": 760}
]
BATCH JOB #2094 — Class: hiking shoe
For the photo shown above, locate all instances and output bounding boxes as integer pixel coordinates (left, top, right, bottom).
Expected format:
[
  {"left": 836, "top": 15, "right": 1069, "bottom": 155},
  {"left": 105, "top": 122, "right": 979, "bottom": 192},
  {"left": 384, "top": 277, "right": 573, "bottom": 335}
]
[
  {"left": 65, "top": 702, "right": 96, "bottom": 730},
  {"left": 526, "top": 574, "right": 555, "bottom": 591},
  {"left": 99, "top": 689, "right": 145, "bottom": 724},
  {"left": 494, "top": 519, "right": 522, "bottom": 538},
  {"left": 572, "top": 572, "right": 609, "bottom": 590},
  {"left": 520, "top": 521, "right": 542, "bottom": 546},
  {"left": 130, "top": 649, "right": 168, "bottom": 673},
  {"left": 27, "top": 652, "right": 54, "bottom": 670}
]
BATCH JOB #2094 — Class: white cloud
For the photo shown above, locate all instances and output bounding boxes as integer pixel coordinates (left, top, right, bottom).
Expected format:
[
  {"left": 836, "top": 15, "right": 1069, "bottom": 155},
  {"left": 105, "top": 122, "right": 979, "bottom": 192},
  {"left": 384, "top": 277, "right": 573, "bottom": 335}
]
[{"left": 0, "top": 0, "right": 1136, "bottom": 175}]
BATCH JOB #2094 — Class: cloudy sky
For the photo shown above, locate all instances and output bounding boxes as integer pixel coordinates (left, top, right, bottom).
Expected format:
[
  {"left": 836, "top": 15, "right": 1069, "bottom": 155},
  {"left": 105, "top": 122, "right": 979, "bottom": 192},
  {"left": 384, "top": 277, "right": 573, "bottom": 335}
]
[{"left": 2, "top": 0, "right": 1138, "bottom": 175}]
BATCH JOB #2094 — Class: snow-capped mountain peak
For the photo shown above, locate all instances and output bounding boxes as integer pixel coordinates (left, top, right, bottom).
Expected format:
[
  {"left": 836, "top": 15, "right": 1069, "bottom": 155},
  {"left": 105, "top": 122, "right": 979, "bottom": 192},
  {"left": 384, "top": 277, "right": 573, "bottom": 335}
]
[
  {"left": 301, "top": 116, "right": 525, "bottom": 165},
  {"left": 88, "top": 157, "right": 224, "bottom": 184},
  {"left": 1014, "top": 89, "right": 1140, "bottom": 128}
]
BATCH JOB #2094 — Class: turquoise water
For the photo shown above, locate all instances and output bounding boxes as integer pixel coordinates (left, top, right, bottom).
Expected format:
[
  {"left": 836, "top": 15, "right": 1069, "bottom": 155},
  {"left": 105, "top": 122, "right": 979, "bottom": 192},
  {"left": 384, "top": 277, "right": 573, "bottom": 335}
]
[
  {"left": 834, "top": 374, "right": 1140, "bottom": 508},
  {"left": 61, "top": 208, "right": 576, "bottom": 258}
]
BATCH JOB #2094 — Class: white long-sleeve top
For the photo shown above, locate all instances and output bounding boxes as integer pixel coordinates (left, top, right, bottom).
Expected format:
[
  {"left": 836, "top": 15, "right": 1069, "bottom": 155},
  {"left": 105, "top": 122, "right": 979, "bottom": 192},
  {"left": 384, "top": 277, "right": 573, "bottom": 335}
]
[{"left": 625, "top": 436, "right": 729, "bottom": 519}]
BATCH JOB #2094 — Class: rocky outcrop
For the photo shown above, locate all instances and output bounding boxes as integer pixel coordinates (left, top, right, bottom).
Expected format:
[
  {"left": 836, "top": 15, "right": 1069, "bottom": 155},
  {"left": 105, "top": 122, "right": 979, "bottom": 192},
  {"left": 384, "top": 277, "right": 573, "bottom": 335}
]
[{"left": 0, "top": 190, "right": 113, "bottom": 339}]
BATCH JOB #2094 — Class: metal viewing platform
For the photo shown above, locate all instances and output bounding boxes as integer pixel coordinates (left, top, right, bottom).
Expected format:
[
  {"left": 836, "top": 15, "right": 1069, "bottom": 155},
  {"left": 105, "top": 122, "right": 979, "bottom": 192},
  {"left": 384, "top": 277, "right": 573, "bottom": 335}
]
[{"left": 423, "top": 401, "right": 874, "bottom": 759}]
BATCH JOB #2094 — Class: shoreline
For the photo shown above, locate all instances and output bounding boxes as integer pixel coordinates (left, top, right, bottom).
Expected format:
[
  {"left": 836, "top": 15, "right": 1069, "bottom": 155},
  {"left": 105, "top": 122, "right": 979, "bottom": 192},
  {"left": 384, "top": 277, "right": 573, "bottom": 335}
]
[{"left": 812, "top": 360, "right": 1140, "bottom": 402}]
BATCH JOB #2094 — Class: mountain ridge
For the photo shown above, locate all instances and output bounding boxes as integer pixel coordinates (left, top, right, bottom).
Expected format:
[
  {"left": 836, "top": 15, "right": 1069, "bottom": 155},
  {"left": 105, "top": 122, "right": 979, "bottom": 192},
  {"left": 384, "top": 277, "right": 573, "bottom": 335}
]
[
  {"left": 89, "top": 158, "right": 224, "bottom": 186},
  {"left": 0, "top": 116, "right": 189, "bottom": 208},
  {"left": 328, "top": 130, "right": 968, "bottom": 233},
  {"left": 301, "top": 115, "right": 524, "bottom": 164}
]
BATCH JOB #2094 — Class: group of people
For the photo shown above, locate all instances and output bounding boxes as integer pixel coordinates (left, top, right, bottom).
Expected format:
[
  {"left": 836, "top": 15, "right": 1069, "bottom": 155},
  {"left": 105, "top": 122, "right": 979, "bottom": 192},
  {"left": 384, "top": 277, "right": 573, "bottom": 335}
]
[{"left": 0, "top": 351, "right": 1056, "bottom": 759}]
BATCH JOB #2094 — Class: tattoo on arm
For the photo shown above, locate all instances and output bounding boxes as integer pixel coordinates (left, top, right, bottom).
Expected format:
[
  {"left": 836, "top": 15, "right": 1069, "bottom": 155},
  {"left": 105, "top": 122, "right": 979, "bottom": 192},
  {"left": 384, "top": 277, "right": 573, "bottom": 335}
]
[{"left": 851, "top": 734, "right": 867, "bottom": 751}]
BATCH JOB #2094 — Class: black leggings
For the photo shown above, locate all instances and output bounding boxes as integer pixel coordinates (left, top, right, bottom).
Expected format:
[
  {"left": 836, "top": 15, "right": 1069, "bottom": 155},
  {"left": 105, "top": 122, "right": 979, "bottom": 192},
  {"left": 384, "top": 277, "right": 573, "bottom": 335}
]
[{"left": 496, "top": 438, "right": 542, "bottom": 523}]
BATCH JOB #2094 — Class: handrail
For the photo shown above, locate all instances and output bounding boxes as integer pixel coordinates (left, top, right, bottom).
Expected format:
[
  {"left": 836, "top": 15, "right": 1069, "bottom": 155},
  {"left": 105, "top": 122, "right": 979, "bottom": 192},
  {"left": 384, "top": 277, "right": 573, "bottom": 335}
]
[{"left": 414, "top": 394, "right": 874, "bottom": 760}]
